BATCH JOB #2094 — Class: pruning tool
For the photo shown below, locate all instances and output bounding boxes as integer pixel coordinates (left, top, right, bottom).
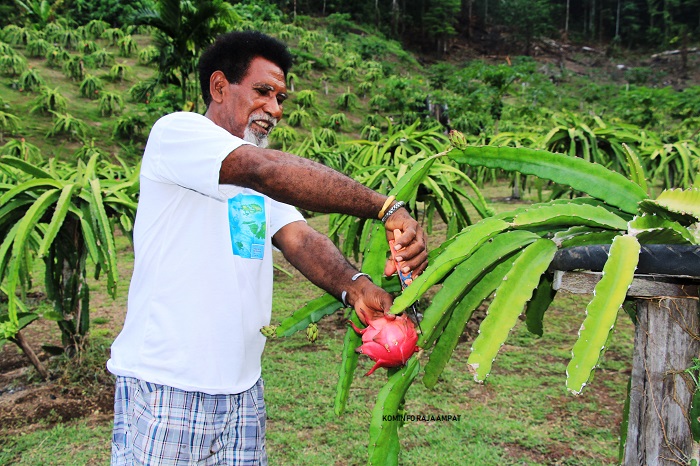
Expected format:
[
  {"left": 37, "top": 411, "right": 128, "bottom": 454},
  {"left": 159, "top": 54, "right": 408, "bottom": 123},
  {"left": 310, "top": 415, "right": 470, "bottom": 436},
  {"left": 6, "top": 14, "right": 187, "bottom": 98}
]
[{"left": 389, "top": 232, "right": 423, "bottom": 332}]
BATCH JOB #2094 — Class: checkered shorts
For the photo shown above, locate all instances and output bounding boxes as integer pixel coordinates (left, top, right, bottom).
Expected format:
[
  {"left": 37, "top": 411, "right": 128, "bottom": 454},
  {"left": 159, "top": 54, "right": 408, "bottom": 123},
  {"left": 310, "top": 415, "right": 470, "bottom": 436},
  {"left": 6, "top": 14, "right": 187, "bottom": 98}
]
[{"left": 111, "top": 376, "right": 267, "bottom": 465}]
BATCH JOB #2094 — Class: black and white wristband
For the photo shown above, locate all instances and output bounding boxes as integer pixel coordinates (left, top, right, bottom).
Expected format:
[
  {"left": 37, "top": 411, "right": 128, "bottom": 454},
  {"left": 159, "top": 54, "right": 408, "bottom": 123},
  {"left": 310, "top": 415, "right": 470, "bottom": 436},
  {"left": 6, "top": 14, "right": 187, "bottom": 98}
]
[
  {"left": 381, "top": 201, "right": 406, "bottom": 223},
  {"left": 341, "top": 272, "right": 372, "bottom": 307}
]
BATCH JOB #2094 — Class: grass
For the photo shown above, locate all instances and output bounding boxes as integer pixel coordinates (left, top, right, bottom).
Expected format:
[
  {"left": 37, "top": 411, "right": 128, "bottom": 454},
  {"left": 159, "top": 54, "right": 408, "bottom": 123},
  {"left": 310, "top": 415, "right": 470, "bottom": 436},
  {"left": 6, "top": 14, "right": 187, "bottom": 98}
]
[
  {"left": 261, "top": 282, "right": 633, "bottom": 466},
  {"left": 0, "top": 420, "right": 112, "bottom": 465}
]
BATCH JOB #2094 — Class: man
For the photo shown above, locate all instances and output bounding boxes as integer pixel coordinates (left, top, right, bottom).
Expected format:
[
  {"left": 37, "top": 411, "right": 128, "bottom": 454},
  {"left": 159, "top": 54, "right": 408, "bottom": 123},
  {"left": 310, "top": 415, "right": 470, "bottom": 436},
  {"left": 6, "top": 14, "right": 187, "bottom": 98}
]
[{"left": 108, "top": 31, "right": 427, "bottom": 465}]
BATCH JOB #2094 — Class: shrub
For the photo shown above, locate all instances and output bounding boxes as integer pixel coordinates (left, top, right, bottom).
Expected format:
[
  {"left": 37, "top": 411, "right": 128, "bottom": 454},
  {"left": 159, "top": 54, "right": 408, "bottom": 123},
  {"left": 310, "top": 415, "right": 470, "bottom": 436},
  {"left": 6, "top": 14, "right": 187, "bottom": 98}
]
[
  {"left": 269, "top": 125, "right": 297, "bottom": 150},
  {"left": 361, "top": 124, "right": 382, "bottom": 141},
  {"left": 298, "top": 36, "right": 314, "bottom": 52},
  {"left": 26, "top": 38, "right": 51, "bottom": 58},
  {"left": 2, "top": 25, "right": 31, "bottom": 46},
  {"left": 0, "top": 54, "right": 27, "bottom": 77},
  {"left": 45, "top": 47, "right": 70, "bottom": 69},
  {"left": 85, "top": 48, "right": 114, "bottom": 68},
  {"left": 53, "top": 29, "right": 82, "bottom": 50},
  {"left": 0, "top": 42, "right": 13, "bottom": 55},
  {"left": 294, "top": 89, "right": 317, "bottom": 109},
  {"left": 78, "top": 40, "right": 98, "bottom": 55},
  {"left": 113, "top": 114, "right": 147, "bottom": 140},
  {"left": 358, "top": 81, "right": 373, "bottom": 97},
  {"left": 98, "top": 91, "right": 124, "bottom": 116},
  {"left": 368, "top": 93, "right": 389, "bottom": 111},
  {"left": 338, "top": 66, "right": 357, "bottom": 82},
  {"left": 287, "top": 108, "right": 309, "bottom": 127},
  {"left": 79, "top": 74, "right": 104, "bottom": 99},
  {"left": 0, "top": 110, "right": 20, "bottom": 140},
  {"left": 0, "top": 137, "right": 41, "bottom": 161},
  {"left": 336, "top": 90, "right": 359, "bottom": 110},
  {"left": 117, "top": 35, "right": 137, "bottom": 57},
  {"left": 46, "top": 112, "right": 89, "bottom": 140},
  {"left": 18, "top": 68, "right": 44, "bottom": 92},
  {"left": 109, "top": 62, "right": 131, "bottom": 82},
  {"left": 294, "top": 60, "right": 313, "bottom": 75},
  {"left": 101, "top": 28, "right": 124, "bottom": 46},
  {"left": 84, "top": 19, "right": 110, "bottom": 39},
  {"left": 363, "top": 62, "right": 384, "bottom": 82},
  {"left": 128, "top": 78, "right": 158, "bottom": 103},
  {"left": 62, "top": 55, "right": 85, "bottom": 81},
  {"left": 30, "top": 87, "right": 67, "bottom": 115},
  {"left": 315, "top": 127, "right": 337, "bottom": 146},
  {"left": 325, "top": 112, "right": 348, "bottom": 129},
  {"left": 138, "top": 45, "right": 159, "bottom": 65}
]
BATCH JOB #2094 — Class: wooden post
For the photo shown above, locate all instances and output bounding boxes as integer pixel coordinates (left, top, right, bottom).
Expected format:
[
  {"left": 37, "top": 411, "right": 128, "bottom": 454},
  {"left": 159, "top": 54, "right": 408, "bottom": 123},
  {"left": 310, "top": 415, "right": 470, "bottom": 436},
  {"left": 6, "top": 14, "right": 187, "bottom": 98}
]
[{"left": 553, "top": 272, "right": 700, "bottom": 466}]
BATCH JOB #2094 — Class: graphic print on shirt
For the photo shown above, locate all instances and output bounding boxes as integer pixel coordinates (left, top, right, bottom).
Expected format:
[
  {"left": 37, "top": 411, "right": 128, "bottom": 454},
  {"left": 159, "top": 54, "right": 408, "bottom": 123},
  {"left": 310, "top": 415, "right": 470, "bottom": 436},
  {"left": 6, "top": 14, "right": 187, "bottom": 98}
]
[{"left": 228, "top": 194, "right": 266, "bottom": 259}]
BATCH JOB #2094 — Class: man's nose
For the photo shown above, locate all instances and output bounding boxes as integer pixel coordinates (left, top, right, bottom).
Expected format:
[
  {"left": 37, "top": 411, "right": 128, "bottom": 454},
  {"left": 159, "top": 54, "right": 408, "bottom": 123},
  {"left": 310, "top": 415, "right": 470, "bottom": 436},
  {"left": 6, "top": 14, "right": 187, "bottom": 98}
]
[{"left": 263, "top": 98, "right": 283, "bottom": 119}]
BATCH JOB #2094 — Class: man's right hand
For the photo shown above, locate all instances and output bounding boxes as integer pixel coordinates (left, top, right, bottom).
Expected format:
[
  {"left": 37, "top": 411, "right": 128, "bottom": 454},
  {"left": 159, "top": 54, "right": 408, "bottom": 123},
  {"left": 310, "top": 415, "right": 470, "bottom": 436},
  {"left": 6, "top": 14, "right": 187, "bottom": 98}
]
[{"left": 383, "top": 207, "right": 428, "bottom": 279}]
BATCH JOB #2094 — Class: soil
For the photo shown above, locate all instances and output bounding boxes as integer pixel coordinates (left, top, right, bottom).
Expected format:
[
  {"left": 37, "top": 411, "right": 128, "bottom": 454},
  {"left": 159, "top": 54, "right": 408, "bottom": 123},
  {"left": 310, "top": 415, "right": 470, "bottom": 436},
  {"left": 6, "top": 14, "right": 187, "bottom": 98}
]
[{"left": 0, "top": 296, "right": 118, "bottom": 438}]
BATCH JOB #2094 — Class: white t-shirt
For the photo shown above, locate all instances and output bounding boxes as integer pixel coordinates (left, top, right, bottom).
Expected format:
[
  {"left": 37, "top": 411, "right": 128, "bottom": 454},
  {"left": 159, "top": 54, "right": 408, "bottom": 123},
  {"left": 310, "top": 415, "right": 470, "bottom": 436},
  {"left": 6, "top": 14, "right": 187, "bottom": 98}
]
[{"left": 107, "top": 112, "right": 305, "bottom": 395}]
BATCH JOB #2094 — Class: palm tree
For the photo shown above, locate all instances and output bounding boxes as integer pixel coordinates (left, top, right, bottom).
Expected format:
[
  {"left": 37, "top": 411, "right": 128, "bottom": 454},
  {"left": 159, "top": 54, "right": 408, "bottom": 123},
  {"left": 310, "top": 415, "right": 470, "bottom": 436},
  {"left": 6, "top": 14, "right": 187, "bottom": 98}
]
[
  {"left": 14, "top": 0, "right": 62, "bottom": 29},
  {"left": 132, "top": 0, "right": 240, "bottom": 108}
]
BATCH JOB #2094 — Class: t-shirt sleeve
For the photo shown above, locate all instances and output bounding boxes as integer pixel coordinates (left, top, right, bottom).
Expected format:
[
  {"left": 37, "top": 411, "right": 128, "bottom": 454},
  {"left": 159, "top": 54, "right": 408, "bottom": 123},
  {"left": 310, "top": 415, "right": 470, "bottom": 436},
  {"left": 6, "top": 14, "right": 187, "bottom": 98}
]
[
  {"left": 141, "top": 112, "right": 253, "bottom": 200},
  {"left": 268, "top": 198, "right": 306, "bottom": 238}
]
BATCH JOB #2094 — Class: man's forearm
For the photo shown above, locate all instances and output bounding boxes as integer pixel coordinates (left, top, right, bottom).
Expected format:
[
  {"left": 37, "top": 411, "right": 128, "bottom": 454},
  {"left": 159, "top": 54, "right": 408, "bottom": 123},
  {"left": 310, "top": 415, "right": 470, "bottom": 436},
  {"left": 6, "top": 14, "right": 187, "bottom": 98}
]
[
  {"left": 220, "top": 145, "right": 388, "bottom": 219},
  {"left": 276, "top": 225, "right": 365, "bottom": 303}
]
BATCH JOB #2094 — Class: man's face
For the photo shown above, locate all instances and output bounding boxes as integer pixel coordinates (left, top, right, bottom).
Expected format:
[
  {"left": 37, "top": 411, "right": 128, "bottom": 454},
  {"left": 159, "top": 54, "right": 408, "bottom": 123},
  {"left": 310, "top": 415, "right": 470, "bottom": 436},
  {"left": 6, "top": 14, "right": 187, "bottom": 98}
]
[{"left": 222, "top": 57, "right": 288, "bottom": 148}]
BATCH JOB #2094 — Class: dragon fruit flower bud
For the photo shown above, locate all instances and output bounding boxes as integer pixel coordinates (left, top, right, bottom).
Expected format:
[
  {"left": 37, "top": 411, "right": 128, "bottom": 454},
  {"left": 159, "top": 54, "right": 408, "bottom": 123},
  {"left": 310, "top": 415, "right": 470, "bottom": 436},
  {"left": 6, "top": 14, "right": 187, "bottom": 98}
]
[
  {"left": 306, "top": 322, "right": 319, "bottom": 343},
  {"left": 260, "top": 325, "right": 278, "bottom": 338},
  {"left": 448, "top": 129, "right": 468, "bottom": 150}
]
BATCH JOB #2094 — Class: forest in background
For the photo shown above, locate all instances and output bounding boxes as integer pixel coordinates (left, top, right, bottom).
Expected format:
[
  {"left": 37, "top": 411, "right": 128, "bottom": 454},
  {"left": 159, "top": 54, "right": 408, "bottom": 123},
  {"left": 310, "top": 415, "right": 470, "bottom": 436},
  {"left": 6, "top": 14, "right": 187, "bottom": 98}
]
[{"left": 3, "top": 0, "right": 700, "bottom": 57}]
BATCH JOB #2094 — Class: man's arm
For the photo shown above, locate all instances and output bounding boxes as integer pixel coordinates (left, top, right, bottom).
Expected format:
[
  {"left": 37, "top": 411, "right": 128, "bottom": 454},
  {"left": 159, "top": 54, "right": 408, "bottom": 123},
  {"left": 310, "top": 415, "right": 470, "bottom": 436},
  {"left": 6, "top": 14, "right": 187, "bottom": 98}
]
[
  {"left": 221, "top": 145, "right": 385, "bottom": 218},
  {"left": 273, "top": 221, "right": 393, "bottom": 325},
  {"left": 222, "top": 145, "right": 428, "bottom": 276}
]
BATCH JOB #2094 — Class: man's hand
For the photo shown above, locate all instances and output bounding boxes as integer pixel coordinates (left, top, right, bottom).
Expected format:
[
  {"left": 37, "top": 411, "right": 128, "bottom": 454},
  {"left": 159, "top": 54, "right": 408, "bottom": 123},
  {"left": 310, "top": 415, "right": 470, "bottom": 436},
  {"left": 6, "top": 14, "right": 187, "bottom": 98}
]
[
  {"left": 383, "top": 207, "right": 428, "bottom": 279},
  {"left": 348, "top": 276, "right": 395, "bottom": 325}
]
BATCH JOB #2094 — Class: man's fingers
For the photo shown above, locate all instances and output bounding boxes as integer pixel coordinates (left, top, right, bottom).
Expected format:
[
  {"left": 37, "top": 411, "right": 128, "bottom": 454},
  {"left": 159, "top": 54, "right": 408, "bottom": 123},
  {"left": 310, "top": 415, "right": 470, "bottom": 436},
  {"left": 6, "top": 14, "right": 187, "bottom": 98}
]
[{"left": 384, "top": 259, "right": 397, "bottom": 277}]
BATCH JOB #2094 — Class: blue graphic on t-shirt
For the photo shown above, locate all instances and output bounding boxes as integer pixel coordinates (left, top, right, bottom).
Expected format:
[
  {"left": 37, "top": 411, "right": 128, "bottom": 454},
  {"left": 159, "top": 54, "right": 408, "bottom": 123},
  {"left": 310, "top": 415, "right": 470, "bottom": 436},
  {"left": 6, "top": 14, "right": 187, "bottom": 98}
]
[{"left": 228, "top": 194, "right": 266, "bottom": 259}]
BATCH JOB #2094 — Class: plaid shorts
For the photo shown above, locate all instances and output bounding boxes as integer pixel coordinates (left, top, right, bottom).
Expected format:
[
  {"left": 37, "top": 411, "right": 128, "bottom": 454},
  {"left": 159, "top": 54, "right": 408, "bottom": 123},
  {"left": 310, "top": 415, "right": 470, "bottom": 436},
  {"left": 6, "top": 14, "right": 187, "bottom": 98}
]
[{"left": 111, "top": 376, "right": 267, "bottom": 465}]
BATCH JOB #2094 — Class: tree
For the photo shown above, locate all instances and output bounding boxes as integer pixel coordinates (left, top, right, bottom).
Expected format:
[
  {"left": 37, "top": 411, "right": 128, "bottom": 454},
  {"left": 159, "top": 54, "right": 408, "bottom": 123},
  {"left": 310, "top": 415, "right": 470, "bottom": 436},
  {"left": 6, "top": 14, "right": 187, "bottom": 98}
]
[
  {"left": 496, "top": 0, "right": 552, "bottom": 55},
  {"left": 422, "top": 0, "right": 460, "bottom": 54},
  {"left": 14, "top": 0, "right": 62, "bottom": 29},
  {"left": 132, "top": 0, "right": 240, "bottom": 108},
  {"left": 69, "top": 0, "right": 154, "bottom": 26}
]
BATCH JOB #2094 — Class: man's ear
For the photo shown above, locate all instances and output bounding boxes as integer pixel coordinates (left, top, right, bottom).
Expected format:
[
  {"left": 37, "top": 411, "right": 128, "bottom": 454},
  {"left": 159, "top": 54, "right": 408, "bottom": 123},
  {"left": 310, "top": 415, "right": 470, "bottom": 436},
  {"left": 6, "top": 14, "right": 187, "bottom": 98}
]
[{"left": 209, "top": 71, "right": 228, "bottom": 103}]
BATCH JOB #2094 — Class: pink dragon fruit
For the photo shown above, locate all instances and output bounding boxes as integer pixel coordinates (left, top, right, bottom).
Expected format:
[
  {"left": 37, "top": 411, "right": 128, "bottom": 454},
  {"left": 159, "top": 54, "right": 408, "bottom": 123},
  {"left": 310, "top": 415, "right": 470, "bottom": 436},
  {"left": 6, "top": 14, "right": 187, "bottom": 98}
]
[{"left": 349, "top": 314, "right": 419, "bottom": 376}]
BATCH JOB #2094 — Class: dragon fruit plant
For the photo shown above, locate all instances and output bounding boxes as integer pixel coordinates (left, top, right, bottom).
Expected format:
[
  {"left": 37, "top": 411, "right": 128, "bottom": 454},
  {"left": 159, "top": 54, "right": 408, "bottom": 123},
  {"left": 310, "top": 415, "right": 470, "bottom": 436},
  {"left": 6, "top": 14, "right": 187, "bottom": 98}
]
[{"left": 266, "top": 133, "right": 700, "bottom": 465}]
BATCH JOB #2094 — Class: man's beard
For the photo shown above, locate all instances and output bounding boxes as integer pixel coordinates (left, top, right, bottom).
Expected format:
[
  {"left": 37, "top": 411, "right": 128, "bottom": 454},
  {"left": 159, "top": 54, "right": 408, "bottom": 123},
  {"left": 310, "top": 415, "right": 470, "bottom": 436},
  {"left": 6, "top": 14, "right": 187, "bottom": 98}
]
[{"left": 243, "top": 114, "right": 277, "bottom": 148}]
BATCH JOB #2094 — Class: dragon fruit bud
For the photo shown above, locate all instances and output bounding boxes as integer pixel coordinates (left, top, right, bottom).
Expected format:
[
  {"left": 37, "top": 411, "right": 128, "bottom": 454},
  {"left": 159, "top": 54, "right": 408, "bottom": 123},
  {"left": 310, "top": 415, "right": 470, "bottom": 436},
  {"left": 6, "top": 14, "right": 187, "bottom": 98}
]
[
  {"left": 306, "top": 322, "right": 319, "bottom": 343},
  {"left": 348, "top": 314, "right": 419, "bottom": 376},
  {"left": 448, "top": 129, "right": 468, "bottom": 150}
]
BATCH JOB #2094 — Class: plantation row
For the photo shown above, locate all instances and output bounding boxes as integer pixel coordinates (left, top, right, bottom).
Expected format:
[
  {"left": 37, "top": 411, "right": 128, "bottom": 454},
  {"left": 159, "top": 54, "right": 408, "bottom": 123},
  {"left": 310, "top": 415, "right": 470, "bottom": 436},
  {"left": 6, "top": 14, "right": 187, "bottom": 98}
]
[
  {"left": 1, "top": 4, "right": 699, "bottom": 363},
  {"left": 1, "top": 11, "right": 698, "bottom": 192}
]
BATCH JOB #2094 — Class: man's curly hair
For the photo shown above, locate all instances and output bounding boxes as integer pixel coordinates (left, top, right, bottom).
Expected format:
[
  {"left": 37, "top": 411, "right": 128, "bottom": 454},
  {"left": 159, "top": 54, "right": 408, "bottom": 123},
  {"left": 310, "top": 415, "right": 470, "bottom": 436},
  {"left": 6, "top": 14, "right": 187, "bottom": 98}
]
[{"left": 198, "top": 31, "right": 293, "bottom": 107}]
